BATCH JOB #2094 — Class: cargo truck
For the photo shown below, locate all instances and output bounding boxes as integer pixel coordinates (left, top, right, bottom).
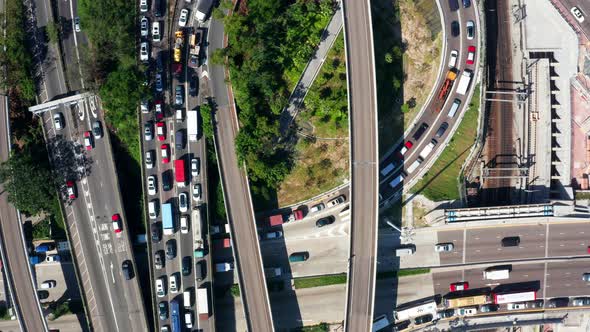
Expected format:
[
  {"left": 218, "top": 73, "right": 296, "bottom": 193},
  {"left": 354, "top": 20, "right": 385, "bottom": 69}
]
[
  {"left": 188, "top": 28, "right": 203, "bottom": 68},
  {"left": 407, "top": 157, "right": 423, "bottom": 174},
  {"left": 197, "top": 287, "right": 209, "bottom": 320},
  {"left": 192, "top": 206, "right": 205, "bottom": 257},
  {"left": 215, "top": 262, "right": 233, "bottom": 272},
  {"left": 173, "top": 31, "right": 184, "bottom": 63},
  {"left": 437, "top": 70, "right": 458, "bottom": 103},
  {"left": 483, "top": 266, "right": 510, "bottom": 280},
  {"left": 174, "top": 159, "right": 186, "bottom": 187},
  {"left": 456, "top": 69, "right": 473, "bottom": 95},
  {"left": 389, "top": 173, "right": 405, "bottom": 189},
  {"left": 419, "top": 139, "right": 438, "bottom": 159},
  {"left": 493, "top": 291, "right": 536, "bottom": 304},
  {"left": 170, "top": 299, "right": 181, "bottom": 332},
  {"left": 195, "top": 0, "right": 213, "bottom": 22},
  {"left": 188, "top": 109, "right": 199, "bottom": 142},
  {"left": 162, "top": 203, "right": 175, "bottom": 235}
]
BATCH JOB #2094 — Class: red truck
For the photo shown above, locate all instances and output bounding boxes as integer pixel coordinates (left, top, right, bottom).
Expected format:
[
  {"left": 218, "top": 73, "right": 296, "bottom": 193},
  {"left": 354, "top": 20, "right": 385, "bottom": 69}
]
[
  {"left": 174, "top": 159, "right": 186, "bottom": 187},
  {"left": 267, "top": 209, "right": 304, "bottom": 227},
  {"left": 213, "top": 238, "right": 231, "bottom": 250}
]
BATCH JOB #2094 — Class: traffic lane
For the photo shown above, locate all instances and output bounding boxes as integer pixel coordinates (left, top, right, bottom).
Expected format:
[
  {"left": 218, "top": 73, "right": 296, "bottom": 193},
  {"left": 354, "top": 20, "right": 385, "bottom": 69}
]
[
  {"left": 558, "top": 0, "right": 590, "bottom": 34},
  {"left": 208, "top": 18, "right": 229, "bottom": 108},
  {"left": 437, "top": 230, "right": 464, "bottom": 265},
  {"left": 57, "top": 0, "right": 83, "bottom": 91},
  {"left": 545, "top": 261, "right": 590, "bottom": 297},
  {"left": 547, "top": 223, "right": 590, "bottom": 257},
  {"left": 464, "top": 225, "right": 546, "bottom": 263}
]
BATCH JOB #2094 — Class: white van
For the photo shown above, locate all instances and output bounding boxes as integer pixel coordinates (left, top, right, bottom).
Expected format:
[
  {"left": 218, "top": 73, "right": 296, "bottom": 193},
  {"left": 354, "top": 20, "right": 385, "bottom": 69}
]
[
  {"left": 180, "top": 216, "right": 189, "bottom": 234},
  {"left": 406, "top": 158, "right": 423, "bottom": 174},
  {"left": 185, "top": 311, "right": 193, "bottom": 328},
  {"left": 155, "top": 277, "right": 165, "bottom": 297},
  {"left": 448, "top": 98, "right": 461, "bottom": 118},
  {"left": 148, "top": 200, "right": 158, "bottom": 220},
  {"left": 176, "top": 108, "right": 183, "bottom": 122},
  {"left": 183, "top": 289, "right": 192, "bottom": 308},
  {"left": 395, "top": 246, "right": 416, "bottom": 256}
]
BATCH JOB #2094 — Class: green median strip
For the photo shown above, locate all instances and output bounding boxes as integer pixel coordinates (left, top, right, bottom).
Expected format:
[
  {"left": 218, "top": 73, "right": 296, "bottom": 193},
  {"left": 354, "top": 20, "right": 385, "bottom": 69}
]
[
  {"left": 377, "top": 268, "right": 431, "bottom": 279},
  {"left": 293, "top": 274, "right": 347, "bottom": 289}
]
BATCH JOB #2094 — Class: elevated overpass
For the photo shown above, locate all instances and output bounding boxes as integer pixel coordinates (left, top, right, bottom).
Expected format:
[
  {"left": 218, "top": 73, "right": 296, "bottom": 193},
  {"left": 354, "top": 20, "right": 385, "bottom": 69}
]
[{"left": 341, "top": 0, "right": 379, "bottom": 331}]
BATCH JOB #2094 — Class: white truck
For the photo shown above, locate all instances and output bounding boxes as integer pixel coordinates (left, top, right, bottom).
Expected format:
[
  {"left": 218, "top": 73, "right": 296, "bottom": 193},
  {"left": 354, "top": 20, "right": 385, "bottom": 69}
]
[
  {"left": 406, "top": 157, "right": 423, "bottom": 174},
  {"left": 188, "top": 109, "right": 199, "bottom": 142},
  {"left": 197, "top": 287, "right": 209, "bottom": 320},
  {"left": 419, "top": 139, "right": 438, "bottom": 159},
  {"left": 456, "top": 69, "right": 473, "bottom": 95},
  {"left": 192, "top": 207, "right": 204, "bottom": 258},
  {"left": 195, "top": 0, "right": 213, "bottom": 22},
  {"left": 483, "top": 267, "right": 510, "bottom": 280}
]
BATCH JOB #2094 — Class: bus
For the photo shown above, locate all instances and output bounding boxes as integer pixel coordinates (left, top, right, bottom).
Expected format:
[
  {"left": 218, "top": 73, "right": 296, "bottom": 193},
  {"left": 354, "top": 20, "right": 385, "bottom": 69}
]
[
  {"left": 493, "top": 291, "right": 536, "bottom": 304},
  {"left": 393, "top": 300, "right": 437, "bottom": 322},
  {"left": 444, "top": 294, "right": 491, "bottom": 308},
  {"left": 170, "top": 299, "right": 180, "bottom": 332},
  {"left": 162, "top": 203, "right": 174, "bottom": 235},
  {"left": 174, "top": 159, "right": 186, "bottom": 187}
]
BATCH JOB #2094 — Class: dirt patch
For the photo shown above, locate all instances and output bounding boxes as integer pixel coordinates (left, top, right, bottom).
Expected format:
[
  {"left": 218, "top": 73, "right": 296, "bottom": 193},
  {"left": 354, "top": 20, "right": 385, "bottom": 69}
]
[
  {"left": 277, "top": 137, "right": 349, "bottom": 206},
  {"left": 399, "top": 0, "right": 443, "bottom": 129}
]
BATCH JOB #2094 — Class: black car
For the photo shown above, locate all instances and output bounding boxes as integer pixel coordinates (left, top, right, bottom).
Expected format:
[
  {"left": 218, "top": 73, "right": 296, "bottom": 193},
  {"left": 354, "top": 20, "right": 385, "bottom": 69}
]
[
  {"left": 315, "top": 216, "right": 335, "bottom": 228},
  {"left": 437, "top": 309, "right": 455, "bottom": 318},
  {"left": 121, "top": 260, "right": 133, "bottom": 280},
  {"left": 526, "top": 300, "right": 544, "bottom": 308},
  {"left": 156, "top": 53, "right": 164, "bottom": 73},
  {"left": 189, "top": 76, "right": 198, "bottom": 96},
  {"left": 412, "top": 122, "right": 429, "bottom": 141},
  {"left": 154, "top": 250, "right": 165, "bottom": 269},
  {"left": 436, "top": 122, "right": 449, "bottom": 138},
  {"left": 175, "top": 130, "right": 185, "bottom": 150},
  {"left": 158, "top": 301, "right": 168, "bottom": 320},
  {"left": 37, "top": 290, "right": 49, "bottom": 300},
  {"left": 393, "top": 320, "right": 411, "bottom": 331},
  {"left": 151, "top": 223, "right": 162, "bottom": 243},
  {"left": 451, "top": 21, "right": 460, "bottom": 37},
  {"left": 501, "top": 236, "right": 520, "bottom": 247},
  {"left": 480, "top": 304, "right": 499, "bottom": 312},
  {"left": 414, "top": 314, "right": 433, "bottom": 325},
  {"left": 162, "top": 170, "right": 172, "bottom": 191},
  {"left": 166, "top": 239, "right": 177, "bottom": 260},
  {"left": 267, "top": 280, "right": 285, "bottom": 292},
  {"left": 182, "top": 256, "right": 192, "bottom": 276},
  {"left": 547, "top": 297, "right": 569, "bottom": 308}
]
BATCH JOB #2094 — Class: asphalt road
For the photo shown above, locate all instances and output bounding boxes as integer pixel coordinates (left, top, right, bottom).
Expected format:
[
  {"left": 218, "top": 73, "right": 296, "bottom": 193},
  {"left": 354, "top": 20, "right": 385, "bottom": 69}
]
[
  {"left": 340, "top": 0, "right": 379, "bottom": 330},
  {"left": 141, "top": 0, "right": 214, "bottom": 330},
  {"left": 0, "top": 96, "right": 47, "bottom": 332},
  {"left": 378, "top": 0, "right": 480, "bottom": 201},
  {"left": 56, "top": 0, "right": 87, "bottom": 91},
  {"left": 558, "top": 0, "right": 590, "bottom": 37},
  {"left": 42, "top": 96, "right": 148, "bottom": 332},
  {"left": 207, "top": 11, "right": 275, "bottom": 332}
]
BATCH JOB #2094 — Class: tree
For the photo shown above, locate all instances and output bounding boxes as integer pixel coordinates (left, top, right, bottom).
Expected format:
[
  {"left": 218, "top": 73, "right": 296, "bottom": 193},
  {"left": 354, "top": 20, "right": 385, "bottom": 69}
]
[
  {"left": 0, "top": 150, "right": 56, "bottom": 215},
  {"left": 200, "top": 103, "right": 214, "bottom": 139},
  {"left": 46, "top": 22, "right": 59, "bottom": 45}
]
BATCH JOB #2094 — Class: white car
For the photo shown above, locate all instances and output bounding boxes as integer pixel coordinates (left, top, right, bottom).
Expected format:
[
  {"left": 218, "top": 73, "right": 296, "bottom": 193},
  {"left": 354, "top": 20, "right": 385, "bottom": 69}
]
[
  {"left": 155, "top": 278, "right": 165, "bottom": 297},
  {"left": 139, "top": 0, "right": 148, "bottom": 12},
  {"left": 309, "top": 203, "right": 325, "bottom": 213},
  {"left": 152, "top": 21, "right": 161, "bottom": 42},
  {"left": 191, "top": 158, "right": 200, "bottom": 177},
  {"left": 507, "top": 303, "right": 526, "bottom": 311},
  {"left": 140, "top": 100, "right": 149, "bottom": 113},
  {"left": 179, "top": 9, "right": 189, "bottom": 27},
  {"left": 448, "top": 50, "right": 458, "bottom": 68},
  {"left": 180, "top": 216, "right": 189, "bottom": 234},
  {"left": 435, "top": 243, "right": 454, "bottom": 252},
  {"left": 147, "top": 176, "right": 157, "bottom": 196},
  {"left": 185, "top": 311, "right": 193, "bottom": 329},
  {"left": 74, "top": 17, "right": 81, "bottom": 32},
  {"left": 45, "top": 255, "right": 60, "bottom": 263},
  {"left": 454, "top": 307, "right": 477, "bottom": 316},
  {"left": 572, "top": 6, "right": 585, "bottom": 23},
  {"left": 192, "top": 183, "right": 201, "bottom": 202},
  {"left": 140, "top": 17, "right": 149, "bottom": 37},
  {"left": 53, "top": 113, "right": 64, "bottom": 130},
  {"left": 178, "top": 192, "right": 188, "bottom": 213},
  {"left": 327, "top": 195, "right": 345, "bottom": 208},
  {"left": 169, "top": 274, "right": 178, "bottom": 293},
  {"left": 140, "top": 42, "right": 149, "bottom": 62},
  {"left": 40, "top": 280, "right": 56, "bottom": 289},
  {"left": 145, "top": 150, "right": 154, "bottom": 169}
]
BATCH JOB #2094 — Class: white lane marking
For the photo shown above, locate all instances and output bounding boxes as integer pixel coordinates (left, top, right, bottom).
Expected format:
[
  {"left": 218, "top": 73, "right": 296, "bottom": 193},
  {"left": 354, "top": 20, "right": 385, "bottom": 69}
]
[{"left": 110, "top": 261, "right": 116, "bottom": 284}]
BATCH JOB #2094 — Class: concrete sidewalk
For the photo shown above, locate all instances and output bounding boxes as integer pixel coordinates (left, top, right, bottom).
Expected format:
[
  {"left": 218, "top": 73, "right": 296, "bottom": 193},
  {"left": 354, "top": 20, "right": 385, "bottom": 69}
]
[{"left": 279, "top": 2, "right": 344, "bottom": 135}]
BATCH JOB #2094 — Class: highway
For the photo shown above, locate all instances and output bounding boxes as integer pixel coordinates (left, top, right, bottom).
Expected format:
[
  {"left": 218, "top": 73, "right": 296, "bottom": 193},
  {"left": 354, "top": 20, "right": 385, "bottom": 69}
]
[
  {"left": 207, "top": 8, "right": 275, "bottom": 332},
  {"left": 378, "top": 0, "right": 480, "bottom": 202},
  {"left": 56, "top": 0, "right": 86, "bottom": 91},
  {"left": 0, "top": 96, "right": 46, "bottom": 332},
  {"left": 37, "top": 95, "right": 148, "bottom": 332},
  {"left": 341, "top": 0, "right": 379, "bottom": 331},
  {"left": 141, "top": 0, "right": 214, "bottom": 329}
]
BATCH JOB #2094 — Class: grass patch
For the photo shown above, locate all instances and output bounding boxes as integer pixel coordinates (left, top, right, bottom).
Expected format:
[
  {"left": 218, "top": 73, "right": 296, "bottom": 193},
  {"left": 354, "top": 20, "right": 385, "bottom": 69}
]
[
  {"left": 575, "top": 191, "right": 590, "bottom": 200},
  {"left": 411, "top": 85, "right": 480, "bottom": 201},
  {"left": 292, "top": 323, "right": 330, "bottom": 332},
  {"left": 230, "top": 284, "right": 240, "bottom": 297},
  {"left": 377, "top": 268, "right": 430, "bottom": 280},
  {"left": 0, "top": 306, "right": 11, "bottom": 320},
  {"left": 293, "top": 274, "right": 347, "bottom": 289}
]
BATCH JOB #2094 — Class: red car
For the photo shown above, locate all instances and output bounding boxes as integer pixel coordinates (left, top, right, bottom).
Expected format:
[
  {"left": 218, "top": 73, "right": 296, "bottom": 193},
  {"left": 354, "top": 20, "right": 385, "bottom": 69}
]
[
  {"left": 160, "top": 144, "right": 170, "bottom": 163},
  {"left": 156, "top": 121, "right": 166, "bottom": 141},
  {"left": 449, "top": 281, "right": 469, "bottom": 292},
  {"left": 466, "top": 46, "right": 476, "bottom": 65},
  {"left": 397, "top": 141, "right": 413, "bottom": 158},
  {"left": 83, "top": 131, "right": 93, "bottom": 150},
  {"left": 66, "top": 181, "right": 77, "bottom": 199},
  {"left": 155, "top": 101, "right": 164, "bottom": 120},
  {"left": 111, "top": 214, "right": 122, "bottom": 234}
]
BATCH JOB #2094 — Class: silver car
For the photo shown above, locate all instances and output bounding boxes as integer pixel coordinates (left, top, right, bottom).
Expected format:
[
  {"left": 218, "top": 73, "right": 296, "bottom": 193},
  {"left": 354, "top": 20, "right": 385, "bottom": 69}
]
[
  {"left": 147, "top": 176, "right": 157, "bottom": 196},
  {"left": 434, "top": 243, "right": 454, "bottom": 252},
  {"left": 144, "top": 122, "right": 153, "bottom": 141},
  {"left": 145, "top": 150, "right": 154, "bottom": 169},
  {"left": 140, "top": 17, "right": 149, "bottom": 37}
]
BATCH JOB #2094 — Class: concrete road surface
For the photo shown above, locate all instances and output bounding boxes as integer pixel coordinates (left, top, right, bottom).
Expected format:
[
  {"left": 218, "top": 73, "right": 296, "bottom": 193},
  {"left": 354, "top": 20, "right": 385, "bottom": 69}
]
[
  {"left": 0, "top": 96, "right": 47, "bottom": 332},
  {"left": 341, "top": 0, "right": 380, "bottom": 331},
  {"left": 208, "top": 13, "right": 274, "bottom": 332}
]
